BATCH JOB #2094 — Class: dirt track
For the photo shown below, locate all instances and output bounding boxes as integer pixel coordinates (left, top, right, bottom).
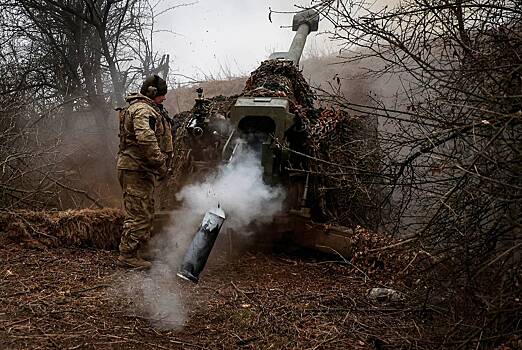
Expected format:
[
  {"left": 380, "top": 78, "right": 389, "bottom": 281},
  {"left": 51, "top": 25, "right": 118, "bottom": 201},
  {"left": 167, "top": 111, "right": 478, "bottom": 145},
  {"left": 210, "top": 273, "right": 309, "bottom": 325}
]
[{"left": 0, "top": 236, "right": 428, "bottom": 350}]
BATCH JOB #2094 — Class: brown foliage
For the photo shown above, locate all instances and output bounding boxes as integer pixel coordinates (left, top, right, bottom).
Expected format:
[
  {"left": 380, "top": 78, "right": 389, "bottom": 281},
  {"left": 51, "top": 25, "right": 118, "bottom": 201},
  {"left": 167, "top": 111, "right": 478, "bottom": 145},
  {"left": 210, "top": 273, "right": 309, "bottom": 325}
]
[{"left": 1, "top": 209, "right": 123, "bottom": 250}]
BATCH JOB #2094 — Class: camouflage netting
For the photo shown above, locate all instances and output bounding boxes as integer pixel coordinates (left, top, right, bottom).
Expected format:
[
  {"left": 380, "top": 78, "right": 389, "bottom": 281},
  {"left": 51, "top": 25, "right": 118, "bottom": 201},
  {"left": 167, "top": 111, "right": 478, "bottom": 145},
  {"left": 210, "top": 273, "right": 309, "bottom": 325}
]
[
  {"left": 308, "top": 109, "right": 382, "bottom": 229},
  {"left": 1, "top": 209, "right": 123, "bottom": 250},
  {"left": 159, "top": 95, "right": 241, "bottom": 209},
  {"left": 203, "top": 94, "right": 240, "bottom": 116},
  {"left": 243, "top": 60, "right": 315, "bottom": 111}
]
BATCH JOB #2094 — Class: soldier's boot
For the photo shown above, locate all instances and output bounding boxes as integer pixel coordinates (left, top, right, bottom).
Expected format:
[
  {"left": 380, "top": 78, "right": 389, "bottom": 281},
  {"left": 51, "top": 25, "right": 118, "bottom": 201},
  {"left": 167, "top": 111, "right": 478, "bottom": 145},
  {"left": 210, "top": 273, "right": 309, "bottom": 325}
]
[
  {"left": 137, "top": 244, "right": 155, "bottom": 261},
  {"left": 118, "top": 252, "right": 152, "bottom": 270}
]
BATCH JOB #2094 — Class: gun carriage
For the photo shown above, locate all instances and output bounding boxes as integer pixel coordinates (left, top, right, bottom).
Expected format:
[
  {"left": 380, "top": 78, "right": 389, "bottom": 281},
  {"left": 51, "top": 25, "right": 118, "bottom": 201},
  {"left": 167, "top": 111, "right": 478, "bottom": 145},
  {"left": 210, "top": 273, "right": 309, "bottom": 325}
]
[{"left": 167, "top": 9, "right": 378, "bottom": 256}]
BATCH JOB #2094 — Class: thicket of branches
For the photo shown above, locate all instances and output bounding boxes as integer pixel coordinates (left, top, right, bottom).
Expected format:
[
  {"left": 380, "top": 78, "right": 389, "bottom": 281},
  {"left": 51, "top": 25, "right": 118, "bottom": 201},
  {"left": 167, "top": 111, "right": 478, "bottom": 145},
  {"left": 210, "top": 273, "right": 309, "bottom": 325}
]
[
  {"left": 0, "top": 0, "right": 177, "bottom": 210},
  {"left": 311, "top": 0, "right": 521, "bottom": 347}
]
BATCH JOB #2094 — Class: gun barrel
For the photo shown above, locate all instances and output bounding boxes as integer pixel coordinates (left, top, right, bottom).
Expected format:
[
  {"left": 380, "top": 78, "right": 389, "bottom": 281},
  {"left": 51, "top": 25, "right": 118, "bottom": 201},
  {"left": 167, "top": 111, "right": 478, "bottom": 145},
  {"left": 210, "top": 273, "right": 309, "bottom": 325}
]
[
  {"left": 287, "top": 23, "right": 311, "bottom": 66},
  {"left": 270, "top": 9, "right": 319, "bottom": 66}
]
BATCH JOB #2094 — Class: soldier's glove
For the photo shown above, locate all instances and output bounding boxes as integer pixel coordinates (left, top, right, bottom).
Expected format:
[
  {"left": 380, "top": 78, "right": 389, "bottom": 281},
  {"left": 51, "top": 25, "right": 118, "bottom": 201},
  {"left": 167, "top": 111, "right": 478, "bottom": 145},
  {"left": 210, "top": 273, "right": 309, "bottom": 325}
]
[{"left": 157, "top": 163, "right": 169, "bottom": 181}]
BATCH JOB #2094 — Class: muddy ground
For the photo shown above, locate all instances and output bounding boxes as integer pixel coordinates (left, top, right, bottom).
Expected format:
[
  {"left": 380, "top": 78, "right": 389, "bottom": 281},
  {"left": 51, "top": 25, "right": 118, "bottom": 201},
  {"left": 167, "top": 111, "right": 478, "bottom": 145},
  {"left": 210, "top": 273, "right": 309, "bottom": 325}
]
[{"left": 1, "top": 235, "right": 439, "bottom": 350}]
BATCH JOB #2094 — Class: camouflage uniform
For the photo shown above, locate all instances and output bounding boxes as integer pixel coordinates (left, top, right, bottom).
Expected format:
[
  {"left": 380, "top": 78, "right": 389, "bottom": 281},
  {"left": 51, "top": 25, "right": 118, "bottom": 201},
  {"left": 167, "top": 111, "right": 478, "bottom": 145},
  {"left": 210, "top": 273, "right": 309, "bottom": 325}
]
[{"left": 117, "top": 93, "right": 173, "bottom": 256}]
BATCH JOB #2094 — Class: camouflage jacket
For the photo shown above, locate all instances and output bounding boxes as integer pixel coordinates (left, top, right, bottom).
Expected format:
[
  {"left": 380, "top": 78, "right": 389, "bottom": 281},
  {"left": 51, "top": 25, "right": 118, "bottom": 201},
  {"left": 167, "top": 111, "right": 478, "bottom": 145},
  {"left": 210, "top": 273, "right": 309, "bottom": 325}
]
[{"left": 117, "top": 93, "right": 174, "bottom": 174}]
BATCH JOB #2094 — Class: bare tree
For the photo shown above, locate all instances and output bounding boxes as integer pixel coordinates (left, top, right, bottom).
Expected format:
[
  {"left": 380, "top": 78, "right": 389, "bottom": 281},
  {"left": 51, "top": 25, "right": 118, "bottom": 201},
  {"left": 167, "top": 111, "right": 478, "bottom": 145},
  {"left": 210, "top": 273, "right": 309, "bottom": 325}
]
[
  {"left": 307, "top": 0, "right": 521, "bottom": 347},
  {"left": 0, "top": 0, "right": 188, "bottom": 209}
]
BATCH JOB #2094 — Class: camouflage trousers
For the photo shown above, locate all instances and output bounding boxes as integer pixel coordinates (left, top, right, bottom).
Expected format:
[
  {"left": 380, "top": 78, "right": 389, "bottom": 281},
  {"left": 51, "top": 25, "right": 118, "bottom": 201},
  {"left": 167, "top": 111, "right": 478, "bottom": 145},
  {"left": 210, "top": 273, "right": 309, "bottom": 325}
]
[{"left": 118, "top": 170, "right": 155, "bottom": 254}]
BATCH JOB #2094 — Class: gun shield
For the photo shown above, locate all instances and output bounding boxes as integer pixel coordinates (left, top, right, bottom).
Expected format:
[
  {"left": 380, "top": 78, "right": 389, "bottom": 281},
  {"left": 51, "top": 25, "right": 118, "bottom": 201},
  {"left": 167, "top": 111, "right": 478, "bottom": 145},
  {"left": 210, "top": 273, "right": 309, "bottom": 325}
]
[{"left": 177, "top": 207, "right": 226, "bottom": 283}]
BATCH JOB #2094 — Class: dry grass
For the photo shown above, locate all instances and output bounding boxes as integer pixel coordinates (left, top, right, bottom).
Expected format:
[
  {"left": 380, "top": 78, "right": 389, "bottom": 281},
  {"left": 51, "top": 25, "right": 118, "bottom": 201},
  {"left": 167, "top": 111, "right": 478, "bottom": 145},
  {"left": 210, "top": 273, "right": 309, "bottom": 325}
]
[{"left": 1, "top": 209, "right": 123, "bottom": 250}]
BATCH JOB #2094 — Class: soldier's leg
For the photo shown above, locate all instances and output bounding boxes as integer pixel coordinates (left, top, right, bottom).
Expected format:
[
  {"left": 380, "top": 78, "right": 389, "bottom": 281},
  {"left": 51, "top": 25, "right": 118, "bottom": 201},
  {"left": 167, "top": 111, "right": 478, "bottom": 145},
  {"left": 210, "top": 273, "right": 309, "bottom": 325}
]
[
  {"left": 136, "top": 191, "right": 156, "bottom": 260},
  {"left": 118, "top": 170, "right": 155, "bottom": 256}
]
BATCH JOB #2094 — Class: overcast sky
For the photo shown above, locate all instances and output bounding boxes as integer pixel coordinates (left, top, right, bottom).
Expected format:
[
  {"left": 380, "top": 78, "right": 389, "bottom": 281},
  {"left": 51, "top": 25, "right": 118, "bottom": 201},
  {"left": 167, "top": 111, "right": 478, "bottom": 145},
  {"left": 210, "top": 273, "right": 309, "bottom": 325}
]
[{"left": 154, "top": 0, "right": 327, "bottom": 82}]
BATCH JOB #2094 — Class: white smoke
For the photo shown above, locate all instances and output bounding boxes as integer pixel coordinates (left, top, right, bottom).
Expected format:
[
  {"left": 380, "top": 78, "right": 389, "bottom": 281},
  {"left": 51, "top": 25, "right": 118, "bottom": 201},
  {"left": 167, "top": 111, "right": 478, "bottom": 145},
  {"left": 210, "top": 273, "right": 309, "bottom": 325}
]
[
  {"left": 121, "top": 266, "right": 185, "bottom": 330},
  {"left": 122, "top": 146, "right": 285, "bottom": 329},
  {"left": 177, "top": 148, "right": 285, "bottom": 230}
]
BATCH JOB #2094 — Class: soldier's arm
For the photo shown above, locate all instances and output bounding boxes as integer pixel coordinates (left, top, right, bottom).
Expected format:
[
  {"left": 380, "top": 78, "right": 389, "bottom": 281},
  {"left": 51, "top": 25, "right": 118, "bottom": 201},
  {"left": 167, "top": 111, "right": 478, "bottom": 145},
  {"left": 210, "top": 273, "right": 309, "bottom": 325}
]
[{"left": 133, "top": 108, "right": 165, "bottom": 169}]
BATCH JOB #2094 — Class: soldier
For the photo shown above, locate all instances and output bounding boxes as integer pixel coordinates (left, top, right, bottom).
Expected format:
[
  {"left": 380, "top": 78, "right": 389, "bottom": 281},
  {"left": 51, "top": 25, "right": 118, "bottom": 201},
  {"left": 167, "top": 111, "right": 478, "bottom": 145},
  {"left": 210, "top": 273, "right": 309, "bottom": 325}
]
[{"left": 117, "top": 75, "right": 174, "bottom": 269}]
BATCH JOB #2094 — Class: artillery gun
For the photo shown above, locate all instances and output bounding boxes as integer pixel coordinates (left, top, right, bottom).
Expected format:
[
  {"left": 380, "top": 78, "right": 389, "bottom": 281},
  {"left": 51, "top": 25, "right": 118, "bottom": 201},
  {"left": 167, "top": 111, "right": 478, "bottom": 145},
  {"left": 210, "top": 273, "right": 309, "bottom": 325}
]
[{"left": 166, "top": 9, "right": 369, "bottom": 256}]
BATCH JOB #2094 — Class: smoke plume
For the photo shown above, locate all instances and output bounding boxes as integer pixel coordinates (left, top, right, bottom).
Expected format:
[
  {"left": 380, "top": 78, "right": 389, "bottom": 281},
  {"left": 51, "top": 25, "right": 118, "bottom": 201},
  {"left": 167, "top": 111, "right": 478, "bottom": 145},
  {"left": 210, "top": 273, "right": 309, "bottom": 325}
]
[
  {"left": 177, "top": 148, "right": 285, "bottom": 230},
  {"left": 122, "top": 146, "right": 285, "bottom": 329}
]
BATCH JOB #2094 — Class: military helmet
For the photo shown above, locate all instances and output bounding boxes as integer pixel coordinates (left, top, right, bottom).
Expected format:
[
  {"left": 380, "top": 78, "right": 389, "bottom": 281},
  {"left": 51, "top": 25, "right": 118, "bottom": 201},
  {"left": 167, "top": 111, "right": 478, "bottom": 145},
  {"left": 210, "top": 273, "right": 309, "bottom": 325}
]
[{"left": 141, "top": 75, "right": 168, "bottom": 98}]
